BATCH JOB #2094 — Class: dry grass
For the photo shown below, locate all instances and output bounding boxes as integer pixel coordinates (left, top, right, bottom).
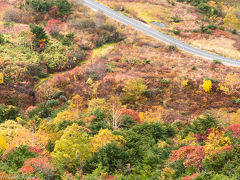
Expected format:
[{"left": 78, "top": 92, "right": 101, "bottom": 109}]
[
  {"left": 91, "top": 42, "right": 116, "bottom": 58},
  {"left": 99, "top": 0, "right": 240, "bottom": 61},
  {"left": 103, "top": 1, "right": 171, "bottom": 24},
  {"left": 190, "top": 37, "right": 240, "bottom": 60}
]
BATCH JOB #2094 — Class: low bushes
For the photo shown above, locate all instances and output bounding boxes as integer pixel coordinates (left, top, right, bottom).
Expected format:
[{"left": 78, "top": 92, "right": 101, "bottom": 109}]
[
  {"left": 3, "top": 8, "right": 33, "bottom": 24},
  {"left": 70, "top": 18, "right": 96, "bottom": 29},
  {"left": 0, "top": 34, "right": 4, "bottom": 44},
  {"left": 28, "top": 0, "right": 72, "bottom": 17},
  {"left": 0, "top": 104, "right": 20, "bottom": 124}
]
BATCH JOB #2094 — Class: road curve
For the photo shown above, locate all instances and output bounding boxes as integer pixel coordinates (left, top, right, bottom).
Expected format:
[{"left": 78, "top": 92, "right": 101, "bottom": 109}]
[{"left": 83, "top": 0, "right": 240, "bottom": 67}]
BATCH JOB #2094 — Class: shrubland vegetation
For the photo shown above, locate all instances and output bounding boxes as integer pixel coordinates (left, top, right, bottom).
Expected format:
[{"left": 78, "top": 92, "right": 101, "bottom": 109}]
[
  {"left": 100, "top": 0, "right": 240, "bottom": 59},
  {"left": 0, "top": 0, "right": 240, "bottom": 179}
]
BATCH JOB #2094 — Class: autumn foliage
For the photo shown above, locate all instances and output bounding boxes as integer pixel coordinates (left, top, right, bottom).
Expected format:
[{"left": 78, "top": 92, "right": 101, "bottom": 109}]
[
  {"left": 170, "top": 146, "right": 205, "bottom": 169},
  {"left": 227, "top": 124, "right": 240, "bottom": 139}
]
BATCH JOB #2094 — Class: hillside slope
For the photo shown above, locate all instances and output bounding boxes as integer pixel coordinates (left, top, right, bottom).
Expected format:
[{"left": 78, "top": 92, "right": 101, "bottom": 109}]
[{"left": 0, "top": 0, "right": 239, "bottom": 179}]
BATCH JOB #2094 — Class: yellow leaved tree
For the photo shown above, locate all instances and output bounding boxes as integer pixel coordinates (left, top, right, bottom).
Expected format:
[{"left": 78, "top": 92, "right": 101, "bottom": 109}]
[
  {"left": 202, "top": 80, "right": 212, "bottom": 93},
  {"left": 6, "top": 130, "right": 49, "bottom": 153},
  {"left": 53, "top": 95, "right": 84, "bottom": 125},
  {"left": 90, "top": 129, "right": 126, "bottom": 152},
  {"left": 223, "top": 13, "right": 240, "bottom": 30},
  {"left": 0, "top": 72, "right": 3, "bottom": 84},
  {"left": 0, "top": 120, "right": 28, "bottom": 142},
  {"left": 139, "top": 106, "right": 164, "bottom": 123},
  {"left": 204, "top": 128, "right": 231, "bottom": 157},
  {"left": 51, "top": 123, "right": 92, "bottom": 171},
  {"left": 0, "top": 134, "right": 8, "bottom": 152}
]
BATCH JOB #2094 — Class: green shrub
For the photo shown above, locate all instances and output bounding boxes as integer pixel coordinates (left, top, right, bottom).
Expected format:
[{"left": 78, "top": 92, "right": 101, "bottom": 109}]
[
  {"left": 83, "top": 142, "right": 128, "bottom": 174},
  {"left": 55, "top": 0, "right": 72, "bottom": 17},
  {"left": 158, "top": 78, "right": 170, "bottom": 84},
  {"left": 88, "top": 121, "right": 112, "bottom": 136},
  {"left": 57, "top": 120, "right": 85, "bottom": 131},
  {"left": 131, "top": 122, "right": 176, "bottom": 143},
  {"left": 94, "top": 32, "right": 121, "bottom": 47},
  {"left": 143, "top": 59, "right": 151, "bottom": 64},
  {"left": 0, "top": 145, "right": 37, "bottom": 173},
  {"left": 173, "top": 30, "right": 181, "bottom": 35},
  {"left": 203, "top": 77, "right": 218, "bottom": 83},
  {"left": 31, "top": 0, "right": 53, "bottom": 13},
  {"left": 0, "top": 34, "right": 4, "bottom": 44},
  {"left": 26, "top": 64, "right": 46, "bottom": 77},
  {"left": 0, "top": 104, "right": 20, "bottom": 123},
  {"left": 101, "top": 24, "right": 116, "bottom": 32},
  {"left": 213, "top": 59, "right": 222, "bottom": 64},
  {"left": 167, "top": 45, "right": 177, "bottom": 51},
  {"left": 207, "top": 24, "right": 217, "bottom": 30},
  {"left": 28, "top": 103, "right": 51, "bottom": 118},
  {"left": 232, "top": 29, "right": 238, "bottom": 34},
  {"left": 200, "top": 25, "right": 211, "bottom": 34},
  {"left": 144, "top": 90, "right": 153, "bottom": 98},
  {"left": 182, "top": 113, "right": 218, "bottom": 138},
  {"left": 120, "top": 115, "right": 136, "bottom": 129},
  {"left": 72, "top": 18, "right": 96, "bottom": 29},
  {"left": 198, "top": 3, "right": 211, "bottom": 13},
  {"left": 46, "top": 99, "right": 60, "bottom": 107},
  {"left": 219, "top": 26, "right": 225, "bottom": 31},
  {"left": 30, "top": 24, "right": 48, "bottom": 42},
  {"left": 230, "top": 99, "right": 240, "bottom": 104},
  {"left": 171, "top": 16, "right": 180, "bottom": 23},
  {"left": 66, "top": 33, "right": 74, "bottom": 40},
  {"left": 61, "top": 36, "right": 72, "bottom": 46},
  {"left": 91, "top": 108, "right": 106, "bottom": 123},
  {"left": 202, "top": 149, "right": 234, "bottom": 173},
  {"left": 30, "top": 24, "right": 48, "bottom": 48}
]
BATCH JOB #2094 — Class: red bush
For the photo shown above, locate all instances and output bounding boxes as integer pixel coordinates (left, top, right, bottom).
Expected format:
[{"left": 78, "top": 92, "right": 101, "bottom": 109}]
[
  {"left": 170, "top": 146, "right": 205, "bottom": 169},
  {"left": 195, "top": 128, "right": 212, "bottom": 142},
  {"left": 19, "top": 165, "right": 35, "bottom": 174},
  {"left": 227, "top": 124, "right": 240, "bottom": 139},
  {"left": 182, "top": 173, "right": 199, "bottom": 180},
  {"left": 118, "top": 108, "right": 141, "bottom": 123},
  {"left": 19, "top": 157, "right": 55, "bottom": 175},
  {"left": 29, "top": 146, "right": 43, "bottom": 154},
  {"left": 25, "top": 106, "right": 37, "bottom": 117},
  {"left": 45, "top": 19, "right": 64, "bottom": 34}
]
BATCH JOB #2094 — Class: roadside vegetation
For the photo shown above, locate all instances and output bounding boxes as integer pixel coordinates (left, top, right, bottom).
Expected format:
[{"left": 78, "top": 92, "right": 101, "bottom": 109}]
[{"left": 99, "top": 0, "right": 240, "bottom": 59}]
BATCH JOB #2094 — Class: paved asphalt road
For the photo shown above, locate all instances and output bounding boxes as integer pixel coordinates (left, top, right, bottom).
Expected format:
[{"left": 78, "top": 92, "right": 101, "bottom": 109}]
[{"left": 83, "top": 0, "right": 240, "bottom": 67}]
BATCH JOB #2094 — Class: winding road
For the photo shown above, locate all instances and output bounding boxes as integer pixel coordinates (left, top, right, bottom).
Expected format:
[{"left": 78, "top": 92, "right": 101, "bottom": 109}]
[{"left": 83, "top": 0, "right": 240, "bottom": 67}]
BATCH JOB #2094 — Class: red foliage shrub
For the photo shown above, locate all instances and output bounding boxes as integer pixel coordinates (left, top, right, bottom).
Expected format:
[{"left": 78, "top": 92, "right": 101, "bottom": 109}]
[
  {"left": 1, "top": 155, "right": 6, "bottom": 159},
  {"left": 51, "top": 74, "right": 69, "bottom": 87},
  {"left": 25, "top": 106, "right": 37, "bottom": 117},
  {"left": 79, "top": 126, "right": 91, "bottom": 133},
  {"left": 107, "top": 175, "right": 117, "bottom": 180},
  {"left": 118, "top": 108, "right": 141, "bottom": 123},
  {"left": 209, "top": 62, "right": 216, "bottom": 70},
  {"left": 195, "top": 128, "right": 212, "bottom": 142},
  {"left": 71, "top": 67, "right": 83, "bottom": 80},
  {"left": 111, "top": 56, "right": 121, "bottom": 62},
  {"left": 222, "top": 145, "right": 233, "bottom": 152},
  {"left": 103, "top": 76, "right": 116, "bottom": 85},
  {"left": 19, "top": 157, "right": 55, "bottom": 176},
  {"left": 19, "top": 165, "right": 35, "bottom": 174},
  {"left": 227, "top": 124, "right": 240, "bottom": 139},
  {"left": 170, "top": 146, "right": 205, "bottom": 169},
  {"left": 182, "top": 173, "right": 199, "bottom": 180},
  {"left": 45, "top": 19, "right": 64, "bottom": 34},
  {"left": 29, "top": 146, "right": 43, "bottom": 154}
]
